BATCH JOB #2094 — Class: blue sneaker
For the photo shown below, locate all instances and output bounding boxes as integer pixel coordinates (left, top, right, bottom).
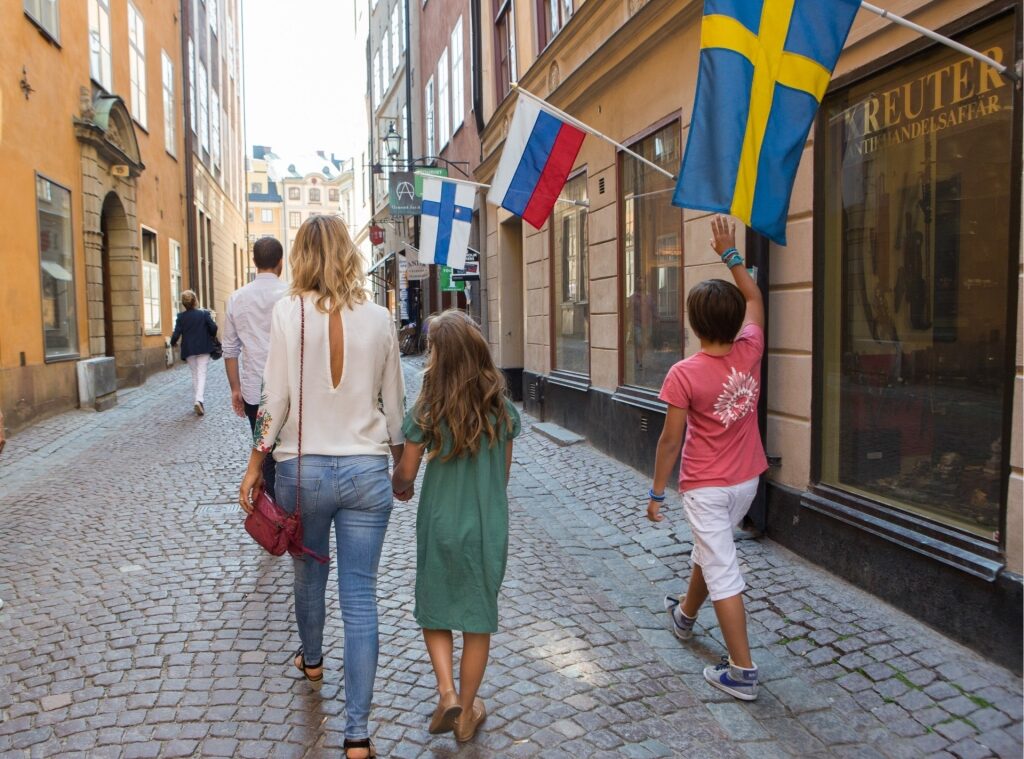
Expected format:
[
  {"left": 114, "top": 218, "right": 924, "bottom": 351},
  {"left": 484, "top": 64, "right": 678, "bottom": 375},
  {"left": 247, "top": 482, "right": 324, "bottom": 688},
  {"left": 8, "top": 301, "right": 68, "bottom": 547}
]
[
  {"left": 704, "top": 656, "right": 758, "bottom": 700},
  {"left": 663, "top": 594, "right": 696, "bottom": 641}
]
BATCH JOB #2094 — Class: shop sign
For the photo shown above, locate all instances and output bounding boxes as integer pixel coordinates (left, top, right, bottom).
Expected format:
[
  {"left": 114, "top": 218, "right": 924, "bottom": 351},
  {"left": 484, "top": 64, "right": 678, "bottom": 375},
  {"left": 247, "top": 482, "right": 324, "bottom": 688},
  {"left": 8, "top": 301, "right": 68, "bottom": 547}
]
[
  {"left": 388, "top": 172, "right": 419, "bottom": 215},
  {"left": 369, "top": 224, "right": 385, "bottom": 246},
  {"left": 406, "top": 263, "right": 430, "bottom": 280},
  {"left": 439, "top": 266, "right": 465, "bottom": 293},
  {"left": 450, "top": 260, "right": 480, "bottom": 282},
  {"left": 842, "top": 41, "right": 1012, "bottom": 156},
  {"left": 414, "top": 167, "right": 448, "bottom": 198}
]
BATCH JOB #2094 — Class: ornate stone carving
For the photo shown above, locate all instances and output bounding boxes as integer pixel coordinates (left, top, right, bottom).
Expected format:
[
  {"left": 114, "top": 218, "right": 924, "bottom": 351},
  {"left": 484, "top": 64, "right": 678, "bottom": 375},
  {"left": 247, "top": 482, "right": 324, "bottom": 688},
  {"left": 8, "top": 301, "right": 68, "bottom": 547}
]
[
  {"left": 548, "top": 61, "right": 561, "bottom": 91},
  {"left": 628, "top": 0, "right": 650, "bottom": 15}
]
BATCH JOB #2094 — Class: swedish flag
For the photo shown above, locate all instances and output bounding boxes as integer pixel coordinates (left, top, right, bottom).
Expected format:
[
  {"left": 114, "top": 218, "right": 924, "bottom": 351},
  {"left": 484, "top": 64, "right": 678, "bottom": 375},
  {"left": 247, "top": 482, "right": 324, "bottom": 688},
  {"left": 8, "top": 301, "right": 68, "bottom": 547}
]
[{"left": 674, "top": 0, "right": 861, "bottom": 245}]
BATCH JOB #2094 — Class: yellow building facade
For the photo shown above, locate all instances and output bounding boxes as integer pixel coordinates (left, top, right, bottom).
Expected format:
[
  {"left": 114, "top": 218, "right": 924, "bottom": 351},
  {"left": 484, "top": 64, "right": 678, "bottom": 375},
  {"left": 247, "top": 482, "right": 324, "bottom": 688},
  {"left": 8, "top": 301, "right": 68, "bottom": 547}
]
[
  {"left": 1, "top": 0, "right": 188, "bottom": 430},
  {"left": 474, "top": 0, "right": 1023, "bottom": 666}
]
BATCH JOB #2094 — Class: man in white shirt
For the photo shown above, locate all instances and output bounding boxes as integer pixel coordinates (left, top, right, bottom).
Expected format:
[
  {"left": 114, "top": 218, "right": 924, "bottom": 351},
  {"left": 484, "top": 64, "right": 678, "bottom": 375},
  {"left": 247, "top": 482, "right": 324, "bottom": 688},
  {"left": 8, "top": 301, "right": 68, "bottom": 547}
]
[{"left": 223, "top": 237, "right": 289, "bottom": 495}]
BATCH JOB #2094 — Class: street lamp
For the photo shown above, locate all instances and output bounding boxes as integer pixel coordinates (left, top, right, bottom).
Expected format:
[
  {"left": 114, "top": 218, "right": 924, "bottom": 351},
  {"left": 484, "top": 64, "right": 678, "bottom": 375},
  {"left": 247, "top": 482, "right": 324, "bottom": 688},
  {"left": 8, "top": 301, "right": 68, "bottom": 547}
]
[{"left": 383, "top": 122, "right": 402, "bottom": 161}]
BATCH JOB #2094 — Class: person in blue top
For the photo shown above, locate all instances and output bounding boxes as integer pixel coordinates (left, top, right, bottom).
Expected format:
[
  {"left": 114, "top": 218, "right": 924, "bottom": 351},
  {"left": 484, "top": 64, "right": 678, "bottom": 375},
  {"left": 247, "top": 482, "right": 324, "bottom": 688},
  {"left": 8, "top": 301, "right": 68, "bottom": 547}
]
[{"left": 170, "top": 290, "right": 219, "bottom": 416}]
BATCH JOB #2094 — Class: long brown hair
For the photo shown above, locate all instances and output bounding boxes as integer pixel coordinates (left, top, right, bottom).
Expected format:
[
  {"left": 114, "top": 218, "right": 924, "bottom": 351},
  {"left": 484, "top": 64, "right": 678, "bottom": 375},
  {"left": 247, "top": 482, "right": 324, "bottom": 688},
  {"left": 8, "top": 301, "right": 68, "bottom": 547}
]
[
  {"left": 415, "top": 310, "right": 511, "bottom": 461},
  {"left": 289, "top": 214, "right": 367, "bottom": 312}
]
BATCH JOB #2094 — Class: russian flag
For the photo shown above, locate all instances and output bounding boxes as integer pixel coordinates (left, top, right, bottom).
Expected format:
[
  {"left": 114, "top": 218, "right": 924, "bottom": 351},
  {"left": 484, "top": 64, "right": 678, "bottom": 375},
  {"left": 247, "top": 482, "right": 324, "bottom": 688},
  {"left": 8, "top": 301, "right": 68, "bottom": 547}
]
[{"left": 487, "top": 97, "right": 586, "bottom": 229}]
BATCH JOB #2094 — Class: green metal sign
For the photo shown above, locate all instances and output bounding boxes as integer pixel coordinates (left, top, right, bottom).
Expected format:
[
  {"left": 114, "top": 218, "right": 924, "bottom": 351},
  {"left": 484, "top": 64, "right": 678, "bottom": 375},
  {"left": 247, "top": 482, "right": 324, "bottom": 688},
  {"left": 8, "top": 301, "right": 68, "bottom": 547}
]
[
  {"left": 439, "top": 266, "right": 465, "bottom": 292},
  {"left": 414, "top": 167, "right": 448, "bottom": 197}
]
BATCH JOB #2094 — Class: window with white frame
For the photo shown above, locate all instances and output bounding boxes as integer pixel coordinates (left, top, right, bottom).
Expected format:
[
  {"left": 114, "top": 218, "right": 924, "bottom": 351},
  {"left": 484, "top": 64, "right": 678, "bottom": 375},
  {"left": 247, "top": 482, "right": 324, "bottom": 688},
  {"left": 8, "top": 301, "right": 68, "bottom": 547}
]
[
  {"left": 88, "top": 0, "right": 112, "bottom": 91},
  {"left": 251, "top": 182, "right": 263, "bottom": 193},
  {"left": 289, "top": 211, "right": 301, "bottom": 228},
  {"left": 390, "top": 4, "right": 400, "bottom": 74},
  {"left": 437, "top": 48, "right": 450, "bottom": 147},
  {"left": 188, "top": 38, "right": 196, "bottom": 132},
  {"left": 309, "top": 188, "right": 321, "bottom": 203},
  {"left": 198, "top": 62, "right": 209, "bottom": 153},
  {"left": 288, "top": 186, "right": 300, "bottom": 200},
  {"left": 425, "top": 77, "right": 435, "bottom": 158},
  {"left": 211, "top": 89, "right": 221, "bottom": 167},
  {"left": 372, "top": 50, "right": 382, "bottom": 108},
  {"left": 329, "top": 188, "right": 339, "bottom": 202},
  {"left": 261, "top": 209, "right": 273, "bottom": 223},
  {"left": 451, "top": 18, "right": 464, "bottom": 133},
  {"left": 209, "top": 0, "right": 218, "bottom": 35},
  {"left": 170, "top": 239, "right": 183, "bottom": 311},
  {"left": 141, "top": 227, "right": 161, "bottom": 333},
  {"left": 24, "top": 0, "right": 59, "bottom": 40},
  {"left": 162, "top": 51, "right": 176, "bottom": 155},
  {"left": 399, "top": 0, "right": 406, "bottom": 53},
  {"left": 127, "top": 4, "right": 147, "bottom": 127}
]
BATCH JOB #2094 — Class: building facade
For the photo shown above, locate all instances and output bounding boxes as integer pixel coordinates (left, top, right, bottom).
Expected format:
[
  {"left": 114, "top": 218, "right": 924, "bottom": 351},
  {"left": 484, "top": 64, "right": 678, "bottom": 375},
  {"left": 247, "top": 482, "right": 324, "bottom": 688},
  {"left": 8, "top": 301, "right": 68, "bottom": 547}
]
[
  {"left": 246, "top": 145, "right": 285, "bottom": 280},
  {"left": 182, "top": 0, "right": 247, "bottom": 319},
  {"left": 366, "top": 0, "right": 418, "bottom": 325},
  {"left": 1, "top": 0, "right": 191, "bottom": 431},
  {"left": 417, "top": 0, "right": 484, "bottom": 324},
  {"left": 475, "top": 0, "right": 1023, "bottom": 666}
]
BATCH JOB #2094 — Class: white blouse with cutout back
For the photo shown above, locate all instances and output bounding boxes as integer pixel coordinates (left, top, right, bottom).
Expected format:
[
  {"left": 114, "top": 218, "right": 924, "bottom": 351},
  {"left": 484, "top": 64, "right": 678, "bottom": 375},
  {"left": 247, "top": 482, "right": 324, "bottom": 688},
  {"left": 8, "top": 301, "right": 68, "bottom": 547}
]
[{"left": 253, "top": 294, "right": 406, "bottom": 461}]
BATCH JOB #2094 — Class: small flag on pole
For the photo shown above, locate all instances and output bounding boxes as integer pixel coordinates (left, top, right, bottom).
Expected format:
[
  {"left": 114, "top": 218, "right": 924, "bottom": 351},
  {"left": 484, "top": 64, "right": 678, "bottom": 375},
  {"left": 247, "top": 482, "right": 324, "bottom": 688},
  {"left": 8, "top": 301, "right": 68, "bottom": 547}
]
[
  {"left": 419, "top": 176, "right": 475, "bottom": 270},
  {"left": 673, "top": 0, "right": 861, "bottom": 245},
  {"left": 487, "top": 95, "right": 586, "bottom": 229}
]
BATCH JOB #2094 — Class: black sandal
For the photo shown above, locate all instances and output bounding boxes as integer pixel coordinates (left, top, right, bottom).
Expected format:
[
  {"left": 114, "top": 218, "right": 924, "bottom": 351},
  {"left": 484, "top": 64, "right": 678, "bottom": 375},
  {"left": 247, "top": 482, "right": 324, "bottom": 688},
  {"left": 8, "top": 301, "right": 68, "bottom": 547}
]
[
  {"left": 343, "top": 737, "right": 376, "bottom": 758},
  {"left": 292, "top": 647, "right": 324, "bottom": 689}
]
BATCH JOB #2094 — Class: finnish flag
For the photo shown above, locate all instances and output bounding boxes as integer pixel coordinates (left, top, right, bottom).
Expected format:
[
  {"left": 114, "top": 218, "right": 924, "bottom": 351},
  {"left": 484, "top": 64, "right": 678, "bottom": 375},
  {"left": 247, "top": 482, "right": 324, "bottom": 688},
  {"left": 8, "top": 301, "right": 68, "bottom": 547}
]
[{"left": 418, "top": 176, "right": 475, "bottom": 270}]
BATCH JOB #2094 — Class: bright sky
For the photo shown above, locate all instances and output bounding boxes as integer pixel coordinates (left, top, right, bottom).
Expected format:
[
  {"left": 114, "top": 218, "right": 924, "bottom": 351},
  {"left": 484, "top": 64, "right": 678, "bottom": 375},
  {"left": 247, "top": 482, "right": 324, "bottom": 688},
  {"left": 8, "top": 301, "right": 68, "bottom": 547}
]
[{"left": 242, "top": 0, "right": 366, "bottom": 160}]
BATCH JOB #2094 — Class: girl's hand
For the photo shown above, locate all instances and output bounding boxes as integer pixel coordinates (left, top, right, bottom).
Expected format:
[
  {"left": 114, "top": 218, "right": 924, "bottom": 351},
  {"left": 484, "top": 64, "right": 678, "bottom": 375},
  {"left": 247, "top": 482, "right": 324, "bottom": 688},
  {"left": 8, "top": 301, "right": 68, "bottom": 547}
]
[
  {"left": 239, "top": 469, "right": 264, "bottom": 514},
  {"left": 647, "top": 499, "right": 664, "bottom": 523},
  {"left": 710, "top": 214, "right": 737, "bottom": 256},
  {"left": 393, "top": 486, "right": 415, "bottom": 502}
]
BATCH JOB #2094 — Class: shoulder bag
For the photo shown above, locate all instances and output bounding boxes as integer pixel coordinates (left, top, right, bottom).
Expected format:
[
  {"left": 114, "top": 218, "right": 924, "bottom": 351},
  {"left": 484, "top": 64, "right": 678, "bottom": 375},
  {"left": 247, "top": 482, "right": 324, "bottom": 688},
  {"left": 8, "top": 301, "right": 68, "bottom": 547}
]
[{"left": 244, "top": 299, "right": 328, "bottom": 564}]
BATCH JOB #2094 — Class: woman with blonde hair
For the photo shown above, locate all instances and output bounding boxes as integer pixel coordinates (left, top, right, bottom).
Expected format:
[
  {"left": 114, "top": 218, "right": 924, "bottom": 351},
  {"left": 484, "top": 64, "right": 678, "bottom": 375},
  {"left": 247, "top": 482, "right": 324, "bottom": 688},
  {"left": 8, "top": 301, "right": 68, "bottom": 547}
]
[
  {"left": 170, "top": 290, "right": 219, "bottom": 416},
  {"left": 239, "top": 214, "right": 405, "bottom": 759}
]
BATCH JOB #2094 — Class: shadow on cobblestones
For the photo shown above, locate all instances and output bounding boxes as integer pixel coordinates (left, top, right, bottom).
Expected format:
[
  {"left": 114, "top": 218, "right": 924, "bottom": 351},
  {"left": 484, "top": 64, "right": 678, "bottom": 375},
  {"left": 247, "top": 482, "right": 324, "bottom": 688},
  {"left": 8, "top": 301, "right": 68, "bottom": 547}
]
[{"left": 0, "top": 358, "right": 1020, "bottom": 758}]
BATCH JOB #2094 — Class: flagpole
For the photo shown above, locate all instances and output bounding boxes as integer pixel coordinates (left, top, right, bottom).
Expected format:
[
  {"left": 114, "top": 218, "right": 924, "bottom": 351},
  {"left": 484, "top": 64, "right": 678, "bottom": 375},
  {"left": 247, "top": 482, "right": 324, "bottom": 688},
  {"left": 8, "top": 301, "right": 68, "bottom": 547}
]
[
  {"left": 860, "top": 2, "right": 1020, "bottom": 81},
  {"left": 512, "top": 84, "right": 678, "bottom": 181},
  {"left": 415, "top": 171, "right": 491, "bottom": 190}
]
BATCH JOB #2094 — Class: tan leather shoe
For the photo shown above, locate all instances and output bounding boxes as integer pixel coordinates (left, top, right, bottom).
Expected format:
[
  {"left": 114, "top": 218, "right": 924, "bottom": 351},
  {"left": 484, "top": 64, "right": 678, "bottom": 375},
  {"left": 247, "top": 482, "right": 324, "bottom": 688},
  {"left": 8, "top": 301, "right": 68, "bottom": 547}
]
[
  {"left": 453, "top": 697, "right": 486, "bottom": 742},
  {"left": 428, "top": 690, "right": 462, "bottom": 734}
]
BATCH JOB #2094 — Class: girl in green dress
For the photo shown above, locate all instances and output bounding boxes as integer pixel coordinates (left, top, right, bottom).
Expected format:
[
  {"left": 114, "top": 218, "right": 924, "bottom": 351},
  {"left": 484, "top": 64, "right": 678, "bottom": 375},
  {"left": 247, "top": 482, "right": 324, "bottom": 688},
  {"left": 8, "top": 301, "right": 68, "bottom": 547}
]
[{"left": 391, "top": 310, "right": 521, "bottom": 743}]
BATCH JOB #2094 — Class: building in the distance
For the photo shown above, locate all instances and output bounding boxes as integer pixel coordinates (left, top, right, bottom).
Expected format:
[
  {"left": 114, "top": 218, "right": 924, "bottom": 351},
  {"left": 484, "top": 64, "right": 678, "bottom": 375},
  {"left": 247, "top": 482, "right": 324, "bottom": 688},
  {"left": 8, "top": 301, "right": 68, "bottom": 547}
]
[
  {"left": 182, "top": 0, "right": 248, "bottom": 316},
  {"left": 246, "top": 145, "right": 286, "bottom": 280}
]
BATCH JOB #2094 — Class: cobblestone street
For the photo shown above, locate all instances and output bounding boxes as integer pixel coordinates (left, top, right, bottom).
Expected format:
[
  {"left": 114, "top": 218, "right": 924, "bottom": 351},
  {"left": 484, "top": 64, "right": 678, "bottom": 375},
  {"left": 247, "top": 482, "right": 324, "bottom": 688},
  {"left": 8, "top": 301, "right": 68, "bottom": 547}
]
[{"left": 0, "top": 359, "right": 1021, "bottom": 758}]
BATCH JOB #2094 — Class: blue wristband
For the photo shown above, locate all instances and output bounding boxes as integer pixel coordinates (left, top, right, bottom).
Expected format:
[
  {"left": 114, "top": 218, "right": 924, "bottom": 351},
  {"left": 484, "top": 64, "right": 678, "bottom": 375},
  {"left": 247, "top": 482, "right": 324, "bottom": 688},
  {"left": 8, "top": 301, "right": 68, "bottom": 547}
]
[
  {"left": 648, "top": 488, "right": 666, "bottom": 502},
  {"left": 722, "top": 248, "right": 743, "bottom": 269}
]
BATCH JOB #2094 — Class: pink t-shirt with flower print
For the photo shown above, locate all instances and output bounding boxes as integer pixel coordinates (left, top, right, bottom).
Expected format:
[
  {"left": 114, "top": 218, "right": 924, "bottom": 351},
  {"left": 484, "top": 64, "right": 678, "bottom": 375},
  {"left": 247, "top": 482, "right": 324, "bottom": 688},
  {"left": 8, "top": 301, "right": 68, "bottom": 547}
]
[{"left": 658, "top": 324, "right": 768, "bottom": 491}]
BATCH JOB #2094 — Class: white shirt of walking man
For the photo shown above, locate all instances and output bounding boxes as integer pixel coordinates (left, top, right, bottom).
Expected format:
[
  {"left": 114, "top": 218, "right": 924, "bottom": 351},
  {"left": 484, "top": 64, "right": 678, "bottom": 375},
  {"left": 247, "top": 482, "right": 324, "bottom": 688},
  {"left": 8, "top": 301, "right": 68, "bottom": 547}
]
[{"left": 223, "top": 237, "right": 288, "bottom": 494}]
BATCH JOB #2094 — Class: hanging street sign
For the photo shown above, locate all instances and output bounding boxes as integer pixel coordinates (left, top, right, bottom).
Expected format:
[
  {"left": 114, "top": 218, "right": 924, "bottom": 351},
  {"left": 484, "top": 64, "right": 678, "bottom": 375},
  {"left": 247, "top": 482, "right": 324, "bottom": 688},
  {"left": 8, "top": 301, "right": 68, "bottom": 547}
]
[{"left": 388, "top": 172, "right": 419, "bottom": 215}]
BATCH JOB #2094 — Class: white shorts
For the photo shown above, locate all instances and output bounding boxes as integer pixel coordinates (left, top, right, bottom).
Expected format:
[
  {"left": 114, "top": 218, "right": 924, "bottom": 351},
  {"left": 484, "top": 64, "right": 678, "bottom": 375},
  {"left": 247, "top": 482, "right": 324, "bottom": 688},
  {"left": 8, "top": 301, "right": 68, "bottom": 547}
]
[{"left": 682, "top": 477, "right": 759, "bottom": 601}]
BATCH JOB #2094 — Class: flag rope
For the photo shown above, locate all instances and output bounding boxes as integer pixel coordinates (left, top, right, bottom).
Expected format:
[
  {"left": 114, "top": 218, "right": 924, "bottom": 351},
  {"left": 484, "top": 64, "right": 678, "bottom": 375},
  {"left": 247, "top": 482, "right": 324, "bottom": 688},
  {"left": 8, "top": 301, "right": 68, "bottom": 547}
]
[
  {"left": 860, "top": 2, "right": 1020, "bottom": 81},
  {"left": 511, "top": 84, "right": 678, "bottom": 181}
]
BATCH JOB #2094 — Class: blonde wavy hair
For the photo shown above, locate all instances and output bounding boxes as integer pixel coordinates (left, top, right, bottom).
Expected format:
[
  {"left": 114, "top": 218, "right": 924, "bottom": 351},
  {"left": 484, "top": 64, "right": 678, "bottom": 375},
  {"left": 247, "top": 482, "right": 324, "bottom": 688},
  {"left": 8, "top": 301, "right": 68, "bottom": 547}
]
[
  {"left": 289, "top": 214, "right": 368, "bottom": 312},
  {"left": 414, "top": 310, "right": 511, "bottom": 462}
]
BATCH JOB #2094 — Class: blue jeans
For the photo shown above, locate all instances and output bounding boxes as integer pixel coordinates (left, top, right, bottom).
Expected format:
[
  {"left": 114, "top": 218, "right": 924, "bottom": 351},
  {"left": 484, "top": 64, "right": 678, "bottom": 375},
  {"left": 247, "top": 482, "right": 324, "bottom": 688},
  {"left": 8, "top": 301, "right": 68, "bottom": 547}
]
[{"left": 274, "top": 454, "right": 393, "bottom": 740}]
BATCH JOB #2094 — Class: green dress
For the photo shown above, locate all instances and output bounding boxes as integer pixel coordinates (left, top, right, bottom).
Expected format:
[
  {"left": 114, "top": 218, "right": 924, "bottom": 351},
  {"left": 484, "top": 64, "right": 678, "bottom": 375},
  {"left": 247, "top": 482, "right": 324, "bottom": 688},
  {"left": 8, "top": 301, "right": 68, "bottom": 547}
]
[{"left": 403, "top": 399, "right": 521, "bottom": 634}]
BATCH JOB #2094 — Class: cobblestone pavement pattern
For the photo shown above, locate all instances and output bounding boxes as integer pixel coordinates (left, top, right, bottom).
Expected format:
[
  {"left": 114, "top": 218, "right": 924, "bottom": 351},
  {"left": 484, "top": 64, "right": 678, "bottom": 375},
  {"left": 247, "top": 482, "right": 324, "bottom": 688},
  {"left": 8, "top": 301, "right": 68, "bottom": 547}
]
[{"left": 0, "top": 358, "right": 1021, "bottom": 758}]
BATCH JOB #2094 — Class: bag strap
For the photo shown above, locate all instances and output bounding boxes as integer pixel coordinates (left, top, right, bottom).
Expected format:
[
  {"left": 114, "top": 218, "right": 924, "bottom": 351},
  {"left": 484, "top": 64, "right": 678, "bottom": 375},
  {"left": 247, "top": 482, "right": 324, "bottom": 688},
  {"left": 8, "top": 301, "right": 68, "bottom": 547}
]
[{"left": 297, "top": 298, "right": 305, "bottom": 518}]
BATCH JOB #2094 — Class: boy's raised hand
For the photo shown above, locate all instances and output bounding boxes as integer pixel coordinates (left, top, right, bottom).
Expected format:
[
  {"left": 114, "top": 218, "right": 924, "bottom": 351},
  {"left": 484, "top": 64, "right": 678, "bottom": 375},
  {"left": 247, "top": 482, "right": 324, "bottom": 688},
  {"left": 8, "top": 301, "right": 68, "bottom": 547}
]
[{"left": 709, "top": 214, "right": 737, "bottom": 256}]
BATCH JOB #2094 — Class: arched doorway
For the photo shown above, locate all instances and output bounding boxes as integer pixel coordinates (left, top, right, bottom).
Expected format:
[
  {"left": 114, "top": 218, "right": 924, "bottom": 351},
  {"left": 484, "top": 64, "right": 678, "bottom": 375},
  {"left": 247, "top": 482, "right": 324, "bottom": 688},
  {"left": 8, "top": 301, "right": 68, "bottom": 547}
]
[{"left": 76, "top": 93, "right": 145, "bottom": 386}]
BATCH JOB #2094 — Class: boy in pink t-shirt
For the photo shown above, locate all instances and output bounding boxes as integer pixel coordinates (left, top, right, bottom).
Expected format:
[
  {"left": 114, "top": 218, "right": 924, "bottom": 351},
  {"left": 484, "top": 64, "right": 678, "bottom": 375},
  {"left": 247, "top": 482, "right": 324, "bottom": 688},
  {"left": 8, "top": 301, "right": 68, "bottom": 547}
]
[{"left": 647, "top": 215, "right": 768, "bottom": 701}]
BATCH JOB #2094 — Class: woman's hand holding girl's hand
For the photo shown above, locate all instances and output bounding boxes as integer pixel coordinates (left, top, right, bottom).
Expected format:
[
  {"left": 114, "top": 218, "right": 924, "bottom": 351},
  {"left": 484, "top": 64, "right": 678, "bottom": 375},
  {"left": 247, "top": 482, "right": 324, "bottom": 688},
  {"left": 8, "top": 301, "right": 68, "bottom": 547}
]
[
  {"left": 393, "top": 486, "right": 414, "bottom": 502},
  {"left": 646, "top": 499, "right": 664, "bottom": 522}
]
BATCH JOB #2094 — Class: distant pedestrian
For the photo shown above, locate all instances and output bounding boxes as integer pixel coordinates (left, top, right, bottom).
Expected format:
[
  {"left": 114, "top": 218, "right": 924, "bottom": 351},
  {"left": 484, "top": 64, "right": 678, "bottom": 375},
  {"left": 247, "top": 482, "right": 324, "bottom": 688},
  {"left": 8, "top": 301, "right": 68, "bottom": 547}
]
[
  {"left": 647, "top": 215, "right": 768, "bottom": 701},
  {"left": 223, "top": 237, "right": 288, "bottom": 496},
  {"left": 0, "top": 408, "right": 6, "bottom": 456},
  {"left": 391, "top": 309, "right": 521, "bottom": 743},
  {"left": 170, "top": 290, "right": 219, "bottom": 416},
  {"left": 238, "top": 214, "right": 405, "bottom": 759}
]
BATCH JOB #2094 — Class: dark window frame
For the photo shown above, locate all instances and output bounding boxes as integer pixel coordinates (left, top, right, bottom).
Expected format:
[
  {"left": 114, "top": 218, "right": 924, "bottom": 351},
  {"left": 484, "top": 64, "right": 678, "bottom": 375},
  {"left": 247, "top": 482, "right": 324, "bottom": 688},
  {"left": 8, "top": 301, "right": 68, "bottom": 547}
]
[
  {"left": 493, "top": 0, "right": 514, "bottom": 103},
  {"left": 36, "top": 173, "right": 80, "bottom": 363},
  {"left": 548, "top": 166, "right": 591, "bottom": 385}
]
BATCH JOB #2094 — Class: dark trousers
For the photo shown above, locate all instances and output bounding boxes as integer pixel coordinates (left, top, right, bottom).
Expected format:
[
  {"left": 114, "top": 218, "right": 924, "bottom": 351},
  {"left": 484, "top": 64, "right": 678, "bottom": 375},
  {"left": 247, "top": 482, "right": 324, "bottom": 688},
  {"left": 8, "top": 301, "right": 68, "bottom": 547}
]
[{"left": 244, "top": 402, "right": 277, "bottom": 499}]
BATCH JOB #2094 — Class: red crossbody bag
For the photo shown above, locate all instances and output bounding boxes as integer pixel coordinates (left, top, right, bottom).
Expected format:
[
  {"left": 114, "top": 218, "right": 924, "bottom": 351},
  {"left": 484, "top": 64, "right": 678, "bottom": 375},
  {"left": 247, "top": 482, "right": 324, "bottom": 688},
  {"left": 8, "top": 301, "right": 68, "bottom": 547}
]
[{"left": 244, "top": 299, "right": 328, "bottom": 564}]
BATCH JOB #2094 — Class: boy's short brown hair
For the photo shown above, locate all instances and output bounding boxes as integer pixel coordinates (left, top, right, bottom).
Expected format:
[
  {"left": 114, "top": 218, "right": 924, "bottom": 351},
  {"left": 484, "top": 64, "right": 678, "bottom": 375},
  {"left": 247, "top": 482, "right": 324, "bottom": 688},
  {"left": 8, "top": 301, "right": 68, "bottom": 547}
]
[{"left": 686, "top": 279, "right": 746, "bottom": 344}]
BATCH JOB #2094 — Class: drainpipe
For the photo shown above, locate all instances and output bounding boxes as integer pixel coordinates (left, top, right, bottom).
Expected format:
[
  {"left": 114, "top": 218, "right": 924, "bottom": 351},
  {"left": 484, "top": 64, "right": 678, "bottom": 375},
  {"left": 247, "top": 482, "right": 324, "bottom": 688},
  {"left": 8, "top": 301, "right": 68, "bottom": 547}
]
[
  {"left": 746, "top": 228, "right": 772, "bottom": 533},
  {"left": 471, "top": 0, "right": 489, "bottom": 338},
  {"left": 180, "top": 0, "right": 198, "bottom": 292}
]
